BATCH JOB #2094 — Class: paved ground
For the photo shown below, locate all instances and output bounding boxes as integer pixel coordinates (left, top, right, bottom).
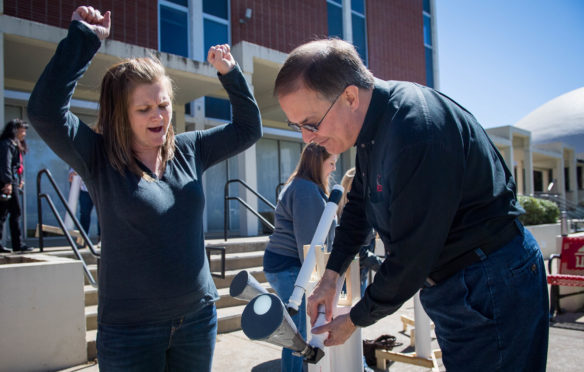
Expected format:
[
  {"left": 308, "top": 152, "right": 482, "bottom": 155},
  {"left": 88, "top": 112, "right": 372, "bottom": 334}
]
[{"left": 61, "top": 297, "right": 584, "bottom": 372}]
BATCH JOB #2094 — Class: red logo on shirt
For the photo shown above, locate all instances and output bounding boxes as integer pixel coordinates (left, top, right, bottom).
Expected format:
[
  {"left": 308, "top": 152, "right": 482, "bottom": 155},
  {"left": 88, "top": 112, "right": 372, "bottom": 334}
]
[{"left": 376, "top": 175, "right": 383, "bottom": 192}]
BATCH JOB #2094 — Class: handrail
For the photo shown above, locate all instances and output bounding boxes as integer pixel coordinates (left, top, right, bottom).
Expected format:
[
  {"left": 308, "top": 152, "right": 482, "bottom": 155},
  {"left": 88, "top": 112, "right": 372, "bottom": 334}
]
[
  {"left": 224, "top": 178, "right": 276, "bottom": 241},
  {"left": 533, "top": 192, "right": 584, "bottom": 219},
  {"left": 37, "top": 168, "right": 99, "bottom": 287}
]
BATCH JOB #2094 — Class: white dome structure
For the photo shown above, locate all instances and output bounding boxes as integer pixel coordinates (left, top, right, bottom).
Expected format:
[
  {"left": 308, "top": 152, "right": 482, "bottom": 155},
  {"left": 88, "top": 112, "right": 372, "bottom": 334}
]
[{"left": 515, "top": 87, "right": 584, "bottom": 154}]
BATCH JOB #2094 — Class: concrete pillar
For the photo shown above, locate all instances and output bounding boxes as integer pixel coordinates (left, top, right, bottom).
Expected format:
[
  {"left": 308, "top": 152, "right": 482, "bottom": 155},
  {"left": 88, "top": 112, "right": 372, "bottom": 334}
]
[
  {"left": 174, "top": 104, "right": 186, "bottom": 134},
  {"left": 501, "top": 145, "right": 514, "bottom": 175},
  {"left": 342, "top": 0, "right": 353, "bottom": 42},
  {"left": 226, "top": 46, "right": 259, "bottom": 236},
  {"left": 555, "top": 158, "right": 565, "bottom": 200},
  {"left": 523, "top": 147, "right": 534, "bottom": 195},
  {"left": 190, "top": 0, "right": 204, "bottom": 61},
  {"left": 568, "top": 153, "right": 578, "bottom": 205}
]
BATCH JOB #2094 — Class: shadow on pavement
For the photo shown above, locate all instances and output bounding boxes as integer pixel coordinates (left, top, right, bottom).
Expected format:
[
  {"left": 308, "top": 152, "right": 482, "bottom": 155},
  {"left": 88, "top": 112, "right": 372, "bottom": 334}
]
[{"left": 251, "top": 359, "right": 280, "bottom": 371}]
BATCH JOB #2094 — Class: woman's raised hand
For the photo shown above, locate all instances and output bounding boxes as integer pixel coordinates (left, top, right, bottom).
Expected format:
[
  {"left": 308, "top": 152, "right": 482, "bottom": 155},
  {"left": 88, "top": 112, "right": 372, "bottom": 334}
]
[
  {"left": 71, "top": 6, "right": 111, "bottom": 41},
  {"left": 207, "top": 44, "right": 236, "bottom": 75}
]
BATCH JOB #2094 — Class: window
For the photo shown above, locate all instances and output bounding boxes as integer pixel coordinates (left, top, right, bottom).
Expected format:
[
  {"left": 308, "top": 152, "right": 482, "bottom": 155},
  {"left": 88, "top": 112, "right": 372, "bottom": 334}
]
[
  {"left": 158, "top": 0, "right": 232, "bottom": 120},
  {"left": 203, "top": 0, "right": 232, "bottom": 121},
  {"left": 159, "top": 1, "right": 189, "bottom": 57},
  {"left": 327, "top": 0, "right": 343, "bottom": 39},
  {"left": 351, "top": 0, "right": 367, "bottom": 65},
  {"left": 327, "top": 0, "right": 368, "bottom": 65},
  {"left": 423, "top": 1, "right": 434, "bottom": 87}
]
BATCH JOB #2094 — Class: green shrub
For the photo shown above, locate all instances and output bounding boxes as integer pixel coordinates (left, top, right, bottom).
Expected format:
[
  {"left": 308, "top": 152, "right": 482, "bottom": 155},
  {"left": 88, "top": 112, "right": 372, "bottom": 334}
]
[{"left": 517, "top": 196, "right": 560, "bottom": 226}]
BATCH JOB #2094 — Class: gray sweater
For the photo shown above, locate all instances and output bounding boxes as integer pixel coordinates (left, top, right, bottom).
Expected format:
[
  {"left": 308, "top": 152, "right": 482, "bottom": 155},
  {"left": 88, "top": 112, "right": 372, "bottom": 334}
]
[
  {"left": 265, "top": 178, "right": 336, "bottom": 263},
  {"left": 27, "top": 21, "right": 262, "bottom": 325}
]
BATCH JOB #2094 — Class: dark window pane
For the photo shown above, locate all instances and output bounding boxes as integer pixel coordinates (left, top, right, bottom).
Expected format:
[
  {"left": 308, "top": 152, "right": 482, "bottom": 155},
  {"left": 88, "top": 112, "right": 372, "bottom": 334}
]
[
  {"left": 160, "top": 5, "right": 189, "bottom": 57},
  {"left": 351, "top": 0, "right": 364, "bottom": 14},
  {"left": 203, "top": 0, "right": 228, "bottom": 19},
  {"left": 328, "top": 3, "right": 343, "bottom": 38},
  {"left": 205, "top": 97, "right": 231, "bottom": 120},
  {"left": 423, "top": 14, "right": 432, "bottom": 46},
  {"left": 352, "top": 14, "right": 367, "bottom": 65},
  {"left": 329, "top": 0, "right": 342, "bottom": 5},
  {"left": 204, "top": 19, "right": 229, "bottom": 53},
  {"left": 166, "top": 0, "right": 188, "bottom": 7},
  {"left": 423, "top": 0, "right": 431, "bottom": 13},
  {"left": 425, "top": 47, "right": 434, "bottom": 88},
  {"left": 533, "top": 171, "right": 543, "bottom": 192},
  {"left": 565, "top": 167, "right": 570, "bottom": 191}
]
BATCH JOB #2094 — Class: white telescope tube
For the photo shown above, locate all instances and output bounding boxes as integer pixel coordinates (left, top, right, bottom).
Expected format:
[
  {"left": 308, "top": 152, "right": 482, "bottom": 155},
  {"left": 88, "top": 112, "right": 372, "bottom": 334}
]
[
  {"left": 287, "top": 184, "right": 344, "bottom": 312},
  {"left": 309, "top": 274, "right": 346, "bottom": 349}
]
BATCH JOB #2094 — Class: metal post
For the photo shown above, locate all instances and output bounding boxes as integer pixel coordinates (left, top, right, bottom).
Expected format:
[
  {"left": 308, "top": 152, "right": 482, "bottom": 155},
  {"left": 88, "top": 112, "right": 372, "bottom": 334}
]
[{"left": 560, "top": 210, "right": 569, "bottom": 237}]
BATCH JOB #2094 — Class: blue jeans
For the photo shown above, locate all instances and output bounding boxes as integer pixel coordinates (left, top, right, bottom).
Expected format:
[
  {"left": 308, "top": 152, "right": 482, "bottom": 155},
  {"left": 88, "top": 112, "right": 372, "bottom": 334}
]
[
  {"left": 79, "top": 190, "right": 100, "bottom": 235},
  {"left": 97, "top": 303, "right": 217, "bottom": 371},
  {"left": 265, "top": 267, "right": 306, "bottom": 372},
  {"left": 420, "top": 226, "right": 549, "bottom": 372}
]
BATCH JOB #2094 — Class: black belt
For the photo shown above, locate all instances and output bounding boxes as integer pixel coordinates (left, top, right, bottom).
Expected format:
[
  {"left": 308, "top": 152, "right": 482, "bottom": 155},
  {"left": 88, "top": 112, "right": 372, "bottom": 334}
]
[{"left": 426, "top": 219, "right": 523, "bottom": 286}]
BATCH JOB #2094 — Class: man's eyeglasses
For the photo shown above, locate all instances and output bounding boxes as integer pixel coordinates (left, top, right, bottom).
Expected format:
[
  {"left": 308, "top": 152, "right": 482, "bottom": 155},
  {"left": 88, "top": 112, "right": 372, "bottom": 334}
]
[{"left": 287, "top": 89, "right": 345, "bottom": 133}]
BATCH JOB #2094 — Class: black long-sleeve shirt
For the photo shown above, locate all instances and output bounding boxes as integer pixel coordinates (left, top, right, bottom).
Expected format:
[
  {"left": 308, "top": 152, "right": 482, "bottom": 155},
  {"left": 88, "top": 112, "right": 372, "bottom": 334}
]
[
  {"left": 27, "top": 21, "right": 262, "bottom": 325},
  {"left": 326, "top": 79, "right": 523, "bottom": 327},
  {"left": 0, "top": 139, "right": 21, "bottom": 185}
]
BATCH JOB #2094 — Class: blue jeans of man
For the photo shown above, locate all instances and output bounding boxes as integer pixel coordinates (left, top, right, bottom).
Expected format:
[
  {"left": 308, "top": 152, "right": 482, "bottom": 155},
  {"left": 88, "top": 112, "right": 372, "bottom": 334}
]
[
  {"left": 97, "top": 303, "right": 217, "bottom": 372},
  {"left": 265, "top": 267, "right": 307, "bottom": 372},
  {"left": 420, "top": 225, "right": 549, "bottom": 372}
]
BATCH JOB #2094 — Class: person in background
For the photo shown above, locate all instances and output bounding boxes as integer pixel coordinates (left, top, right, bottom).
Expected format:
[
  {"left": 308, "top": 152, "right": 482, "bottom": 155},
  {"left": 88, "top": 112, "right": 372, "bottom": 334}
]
[
  {"left": 27, "top": 6, "right": 262, "bottom": 371},
  {"left": 68, "top": 168, "right": 100, "bottom": 244},
  {"left": 275, "top": 38, "right": 548, "bottom": 371},
  {"left": 263, "top": 142, "right": 337, "bottom": 372},
  {"left": 0, "top": 119, "right": 32, "bottom": 253},
  {"left": 337, "top": 167, "right": 382, "bottom": 297}
]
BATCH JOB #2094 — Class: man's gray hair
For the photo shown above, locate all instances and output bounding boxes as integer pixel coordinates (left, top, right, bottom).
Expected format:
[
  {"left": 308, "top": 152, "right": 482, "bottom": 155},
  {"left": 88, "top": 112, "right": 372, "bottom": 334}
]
[{"left": 274, "top": 38, "right": 374, "bottom": 101}]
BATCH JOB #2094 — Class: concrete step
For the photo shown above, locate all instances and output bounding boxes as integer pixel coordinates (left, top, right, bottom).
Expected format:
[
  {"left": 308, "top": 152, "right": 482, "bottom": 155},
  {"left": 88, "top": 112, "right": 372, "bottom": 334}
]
[
  {"left": 206, "top": 236, "right": 269, "bottom": 254},
  {"left": 213, "top": 266, "right": 266, "bottom": 290},
  {"left": 217, "top": 304, "right": 246, "bottom": 333},
  {"left": 85, "top": 305, "right": 97, "bottom": 332},
  {"left": 83, "top": 264, "right": 99, "bottom": 286},
  {"left": 215, "top": 283, "right": 273, "bottom": 309},
  {"left": 84, "top": 285, "right": 98, "bottom": 307},
  {"left": 86, "top": 330, "right": 97, "bottom": 361},
  {"left": 209, "top": 250, "right": 265, "bottom": 272},
  {"left": 41, "top": 247, "right": 100, "bottom": 265}
]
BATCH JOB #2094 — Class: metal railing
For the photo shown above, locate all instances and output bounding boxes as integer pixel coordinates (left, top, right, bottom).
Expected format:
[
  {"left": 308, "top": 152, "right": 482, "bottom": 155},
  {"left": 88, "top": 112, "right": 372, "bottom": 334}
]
[
  {"left": 37, "top": 168, "right": 99, "bottom": 287},
  {"left": 224, "top": 179, "right": 276, "bottom": 241},
  {"left": 533, "top": 192, "right": 584, "bottom": 219}
]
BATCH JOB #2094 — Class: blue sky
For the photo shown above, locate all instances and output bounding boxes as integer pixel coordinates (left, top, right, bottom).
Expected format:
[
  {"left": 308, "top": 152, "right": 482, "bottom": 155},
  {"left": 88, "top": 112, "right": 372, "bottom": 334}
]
[{"left": 435, "top": 1, "right": 584, "bottom": 128}]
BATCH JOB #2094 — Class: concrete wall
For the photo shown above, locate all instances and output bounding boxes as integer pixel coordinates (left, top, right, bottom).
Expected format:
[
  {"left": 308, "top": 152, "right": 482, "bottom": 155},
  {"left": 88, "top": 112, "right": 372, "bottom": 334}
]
[
  {"left": 0, "top": 255, "right": 86, "bottom": 372},
  {"left": 525, "top": 223, "right": 561, "bottom": 258}
]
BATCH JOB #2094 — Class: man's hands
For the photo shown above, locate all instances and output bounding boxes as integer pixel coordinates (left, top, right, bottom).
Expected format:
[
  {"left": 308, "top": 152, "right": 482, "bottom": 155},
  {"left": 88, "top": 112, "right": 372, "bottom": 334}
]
[
  {"left": 71, "top": 6, "right": 111, "bottom": 41},
  {"left": 307, "top": 269, "right": 358, "bottom": 346},
  {"left": 311, "top": 313, "right": 357, "bottom": 347},
  {"left": 307, "top": 269, "right": 340, "bottom": 325},
  {"left": 207, "top": 44, "right": 236, "bottom": 75}
]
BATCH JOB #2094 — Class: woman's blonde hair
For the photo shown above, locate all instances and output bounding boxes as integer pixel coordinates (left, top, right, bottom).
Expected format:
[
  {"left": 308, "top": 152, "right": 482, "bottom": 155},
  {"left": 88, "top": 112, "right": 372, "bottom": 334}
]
[
  {"left": 96, "top": 57, "right": 175, "bottom": 179},
  {"left": 287, "top": 143, "right": 333, "bottom": 195},
  {"left": 337, "top": 167, "right": 356, "bottom": 218}
]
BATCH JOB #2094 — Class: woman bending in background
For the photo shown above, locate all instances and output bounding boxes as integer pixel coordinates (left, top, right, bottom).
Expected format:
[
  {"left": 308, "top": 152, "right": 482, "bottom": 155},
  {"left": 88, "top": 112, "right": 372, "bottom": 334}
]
[{"left": 263, "top": 143, "right": 337, "bottom": 372}]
